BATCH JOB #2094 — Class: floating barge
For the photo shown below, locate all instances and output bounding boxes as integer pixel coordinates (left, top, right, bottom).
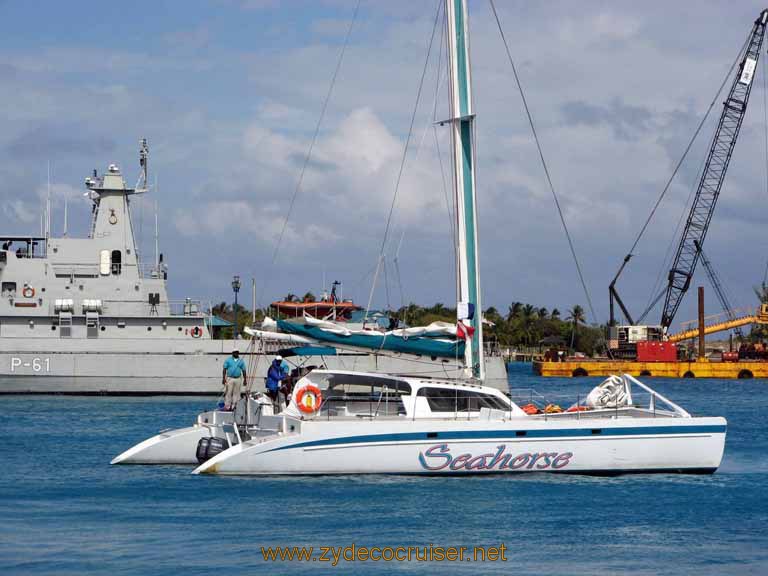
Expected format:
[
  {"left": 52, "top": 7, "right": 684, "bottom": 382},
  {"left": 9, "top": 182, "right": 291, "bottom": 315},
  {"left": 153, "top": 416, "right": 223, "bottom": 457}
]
[{"left": 533, "top": 358, "right": 766, "bottom": 379}]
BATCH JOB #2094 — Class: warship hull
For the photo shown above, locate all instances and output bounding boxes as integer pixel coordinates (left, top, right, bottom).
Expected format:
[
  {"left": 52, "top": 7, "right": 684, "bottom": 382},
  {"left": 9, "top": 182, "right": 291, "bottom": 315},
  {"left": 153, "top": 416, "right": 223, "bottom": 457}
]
[{"left": 0, "top": 341, "right": 509, "bottom": 394}]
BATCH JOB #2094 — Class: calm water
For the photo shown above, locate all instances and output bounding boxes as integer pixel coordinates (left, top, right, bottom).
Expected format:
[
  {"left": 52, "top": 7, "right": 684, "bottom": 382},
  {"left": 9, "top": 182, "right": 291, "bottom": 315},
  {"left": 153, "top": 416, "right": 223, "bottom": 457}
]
[{"left": 1, "top": 363, "right": 766, "bottom": 575}]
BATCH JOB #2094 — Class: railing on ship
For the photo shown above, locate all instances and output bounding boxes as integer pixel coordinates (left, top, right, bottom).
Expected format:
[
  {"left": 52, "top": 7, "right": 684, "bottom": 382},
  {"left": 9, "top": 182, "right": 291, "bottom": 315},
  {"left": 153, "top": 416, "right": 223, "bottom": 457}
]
[
  {"left": 97, "top": 298, "right": 211, "bottom": 318},
  {"left": 138, "top": 263, "right": 167, "bottom": 280}
]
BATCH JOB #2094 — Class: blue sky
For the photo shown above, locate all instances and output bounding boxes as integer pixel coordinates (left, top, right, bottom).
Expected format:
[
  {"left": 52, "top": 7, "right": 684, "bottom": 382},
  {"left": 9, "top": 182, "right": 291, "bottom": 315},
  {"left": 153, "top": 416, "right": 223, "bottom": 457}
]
[{"left": 1, "top": 0, "right": 768, "bottom": 331}]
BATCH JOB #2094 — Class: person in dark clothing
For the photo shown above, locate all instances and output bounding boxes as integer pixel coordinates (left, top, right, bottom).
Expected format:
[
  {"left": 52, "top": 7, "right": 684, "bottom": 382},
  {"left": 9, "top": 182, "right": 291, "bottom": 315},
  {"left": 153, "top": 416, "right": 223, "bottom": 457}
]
[{"left": 265, "top": 355, "right": 287, "bottom": 409}]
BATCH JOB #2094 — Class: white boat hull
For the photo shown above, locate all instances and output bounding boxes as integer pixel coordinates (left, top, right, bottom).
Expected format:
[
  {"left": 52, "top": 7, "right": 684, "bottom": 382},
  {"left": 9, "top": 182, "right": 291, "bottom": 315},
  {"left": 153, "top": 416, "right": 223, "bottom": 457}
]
[
  {"left": 111, "top": 425, "right": 211, "bottom": 465},
  {"left": 194, "top": 416, "right": 727, "bottom": 476}
]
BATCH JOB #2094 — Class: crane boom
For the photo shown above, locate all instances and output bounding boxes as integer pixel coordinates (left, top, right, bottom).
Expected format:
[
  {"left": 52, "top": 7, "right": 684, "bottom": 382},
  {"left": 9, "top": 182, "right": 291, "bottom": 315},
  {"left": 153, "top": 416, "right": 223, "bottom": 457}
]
[
  {"left": 661, "top": 10, "right": 768, "bottom": 329},
  {"left": 694, "top": 240, "right": 743, "bottom": 338}
]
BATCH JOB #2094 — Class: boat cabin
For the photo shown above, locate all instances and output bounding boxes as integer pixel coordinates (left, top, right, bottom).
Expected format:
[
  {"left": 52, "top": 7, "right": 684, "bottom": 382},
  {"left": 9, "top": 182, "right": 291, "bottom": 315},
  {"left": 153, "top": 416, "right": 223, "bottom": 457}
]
[{"left": 289, "top": 370, "right": 526, "bottom": 420}]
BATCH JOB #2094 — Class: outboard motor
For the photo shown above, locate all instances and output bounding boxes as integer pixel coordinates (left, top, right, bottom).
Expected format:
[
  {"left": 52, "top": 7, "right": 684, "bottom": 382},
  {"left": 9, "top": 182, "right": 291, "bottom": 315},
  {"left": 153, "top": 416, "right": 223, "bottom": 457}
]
[
  {"left": 196, "top": 437, "right": 211, "bottom": 464},
  {"left": 205, "top": 437, "right": 229, "bottom": 461},
  {"left": 196, "top": 436, "right": 230, "bottom": 463}
]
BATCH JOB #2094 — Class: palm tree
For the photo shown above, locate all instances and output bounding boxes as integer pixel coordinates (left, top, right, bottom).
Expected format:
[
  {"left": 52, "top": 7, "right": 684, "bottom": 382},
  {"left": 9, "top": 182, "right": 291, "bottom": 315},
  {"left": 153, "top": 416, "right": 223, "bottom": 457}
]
[
  {"left": 283, "top": 293, "right": 297, "bottom": 302},
  {"left": 566, "top": 305, "right": 586, "bottom": 350},
  {"left": 430, "top": 302, "right": 448, "bottom": 316},
  {"left": 538, "top": 307, "right": 548, "bottom": 320},
  {"left": 302, "top": 291, "right": 316, "bottom": 302},
  {"left": 507, "top": 302, "right": 522, "bottom": 321},
  {"left": 551, "top": 308, "right": 561, "bottom": 320},
  {"left": 519, "top": 304, "right": 539, "bottom": 346}
]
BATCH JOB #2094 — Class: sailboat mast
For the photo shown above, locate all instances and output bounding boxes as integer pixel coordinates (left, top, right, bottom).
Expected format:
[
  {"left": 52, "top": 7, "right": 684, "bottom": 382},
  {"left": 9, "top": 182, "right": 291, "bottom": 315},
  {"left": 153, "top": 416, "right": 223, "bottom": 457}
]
[{"left": 446, "top": 0, "right": 483, "bottom": 379}]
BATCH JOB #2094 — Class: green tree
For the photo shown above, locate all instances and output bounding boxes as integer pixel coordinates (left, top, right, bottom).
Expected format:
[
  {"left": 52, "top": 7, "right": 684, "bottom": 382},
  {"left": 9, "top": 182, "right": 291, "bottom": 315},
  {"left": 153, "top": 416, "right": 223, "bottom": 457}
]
[
  {"left": 566, "top": 305, "right": 586, "bottom": 350},
  {"left": 507, "top": 302, "right": 522, "bottom": 321}
]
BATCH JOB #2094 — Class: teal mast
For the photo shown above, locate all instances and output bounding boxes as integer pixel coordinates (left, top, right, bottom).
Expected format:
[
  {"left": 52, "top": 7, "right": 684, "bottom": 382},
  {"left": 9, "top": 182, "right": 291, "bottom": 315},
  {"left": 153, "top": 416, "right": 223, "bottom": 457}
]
[{"left": 446, "top": 0, "right": 484, "bottom": 379}]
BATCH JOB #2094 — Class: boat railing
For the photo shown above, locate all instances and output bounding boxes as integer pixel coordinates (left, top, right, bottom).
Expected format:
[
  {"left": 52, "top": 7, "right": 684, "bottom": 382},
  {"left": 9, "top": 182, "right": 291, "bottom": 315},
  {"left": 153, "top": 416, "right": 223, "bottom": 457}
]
[
  {"left": 139, "top": 263, "right": 167, "bottom": 280},
  {"left": 622, "top": 373, "right": 691, "bottom": 418},
  {"left": 167, "top": 299, "right": 207, "bottom": 317},
  {"left": 531, "top": 375, "right": 689, "bottom": 420}
]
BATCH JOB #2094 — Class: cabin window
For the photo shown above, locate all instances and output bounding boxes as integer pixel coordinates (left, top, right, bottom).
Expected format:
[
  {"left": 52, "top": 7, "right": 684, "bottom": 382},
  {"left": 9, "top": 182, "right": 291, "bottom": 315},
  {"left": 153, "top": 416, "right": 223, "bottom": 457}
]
[
  {"left": 417, "top": 387, "right": 509, "bottom": 412},
  {"left": 111, "top": 250, "right": 122, "bottom": 275},
  {"left": 311, "top": 372, "right": 411, "bottom": 417},
  {"left": 1, "top": 282, "right": 16, "bottom": 296}
]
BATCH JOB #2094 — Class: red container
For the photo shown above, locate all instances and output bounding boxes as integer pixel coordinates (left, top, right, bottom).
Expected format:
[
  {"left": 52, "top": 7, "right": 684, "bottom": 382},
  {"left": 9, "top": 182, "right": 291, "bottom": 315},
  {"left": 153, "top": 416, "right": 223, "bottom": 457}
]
[{"left": 636, "top": 341, "right": 678, "bottom": 362}]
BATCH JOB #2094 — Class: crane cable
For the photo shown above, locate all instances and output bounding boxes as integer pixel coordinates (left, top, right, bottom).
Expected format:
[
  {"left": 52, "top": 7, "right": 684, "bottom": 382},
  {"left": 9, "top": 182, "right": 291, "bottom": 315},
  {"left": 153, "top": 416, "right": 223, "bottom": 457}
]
[
  {"left": 615, "top": 32, "right": 751, "bottom": 305},
  {"left": 763, "top": 52, "right": 768, "bottom": 288},
  {"left": 489, "top": 0, "right": 596, "bottom": 323}
]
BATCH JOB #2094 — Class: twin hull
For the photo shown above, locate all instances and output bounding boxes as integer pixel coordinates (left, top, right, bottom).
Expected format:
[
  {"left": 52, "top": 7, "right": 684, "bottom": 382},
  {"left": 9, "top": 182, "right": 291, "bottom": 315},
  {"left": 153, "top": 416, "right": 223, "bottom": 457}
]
[{"left": 195, "top": 416, "right": 727, "bottom": 475}]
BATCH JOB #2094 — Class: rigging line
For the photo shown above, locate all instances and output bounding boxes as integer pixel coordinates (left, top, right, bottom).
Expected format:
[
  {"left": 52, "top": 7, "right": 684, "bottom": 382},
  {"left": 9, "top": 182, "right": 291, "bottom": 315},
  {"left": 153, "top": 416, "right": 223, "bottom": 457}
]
[
  {"left": 262, "top": 0, "right": 361, "bottom": 305},
  {"left": 364, "top": 0, "right": 443, "bottom": 321},
  {"left": 644, "top": 149, "right": 709, "bottom": 315},
  {"left": 763, "top": 52, "right": 768, "bottom": 287},
  {"left": 489, "top": 0, "right": 597, "bottom": 323},
  {"left": 393, "top": 255, "right": 406, "bottom": 316},
  {"left": 618, "top": 32, "right": 751, "bottom": 266},
  {"left": 394, "top": 7, "right": 448, "bottom": 264},
  {"left": 433, "top": 11, "right": 457, "bottom": 269}
]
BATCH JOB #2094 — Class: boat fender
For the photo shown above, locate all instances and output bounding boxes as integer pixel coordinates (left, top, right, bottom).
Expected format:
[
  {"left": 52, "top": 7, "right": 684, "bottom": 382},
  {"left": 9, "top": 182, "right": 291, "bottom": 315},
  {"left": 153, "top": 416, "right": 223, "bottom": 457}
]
[
  {"left": 190, "top": 326, "right": 203, "bottom": 338},
  {"left": 295, "top": 384, "right": 323, "bottom": 414},
  {"left": 22, "top": 286, "right": 35, "bottom": 298},
  {"left": 205, "top": 437, "right": 229, "bottom": 461},
  {"left": 196, "top": 437, "right": 211, "bottom": 464}
]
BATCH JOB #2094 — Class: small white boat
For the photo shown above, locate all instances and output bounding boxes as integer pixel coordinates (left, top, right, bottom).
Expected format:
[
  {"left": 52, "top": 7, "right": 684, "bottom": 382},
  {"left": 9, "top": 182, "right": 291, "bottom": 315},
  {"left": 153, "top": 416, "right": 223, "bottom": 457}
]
[{"left": 191, "top": 370, "right": 725, "bottom": 476}]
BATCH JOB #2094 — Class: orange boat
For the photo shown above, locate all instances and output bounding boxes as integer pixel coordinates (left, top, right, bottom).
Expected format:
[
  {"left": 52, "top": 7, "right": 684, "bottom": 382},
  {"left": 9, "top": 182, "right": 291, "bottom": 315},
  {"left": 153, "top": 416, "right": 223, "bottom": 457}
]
[{"left": 271, "top": 281, "right": 361, "bottom": 321}]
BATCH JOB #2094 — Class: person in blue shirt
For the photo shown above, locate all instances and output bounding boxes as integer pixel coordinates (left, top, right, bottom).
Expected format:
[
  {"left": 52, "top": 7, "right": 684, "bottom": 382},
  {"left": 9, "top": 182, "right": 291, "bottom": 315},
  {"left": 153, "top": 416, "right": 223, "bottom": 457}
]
[
  {"left": 265, "top": 355, "right": 287, "bottom": 407},
  {"left": 222, "top": 349, "right": 247, "bottom": 411}
]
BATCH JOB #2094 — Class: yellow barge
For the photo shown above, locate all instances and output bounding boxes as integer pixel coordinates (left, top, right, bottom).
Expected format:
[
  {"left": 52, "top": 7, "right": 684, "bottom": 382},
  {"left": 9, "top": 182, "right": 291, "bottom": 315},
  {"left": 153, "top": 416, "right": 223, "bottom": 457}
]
[{"left": 533, "top": 358, "right": 767, "bottom": 379}]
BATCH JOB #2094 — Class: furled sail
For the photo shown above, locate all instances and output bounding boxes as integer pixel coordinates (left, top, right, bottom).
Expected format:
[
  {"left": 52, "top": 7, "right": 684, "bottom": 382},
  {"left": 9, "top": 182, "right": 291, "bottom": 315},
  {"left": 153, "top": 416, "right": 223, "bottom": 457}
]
[{"left": 252, "top": 316, "right": 465, "bottom": 358}]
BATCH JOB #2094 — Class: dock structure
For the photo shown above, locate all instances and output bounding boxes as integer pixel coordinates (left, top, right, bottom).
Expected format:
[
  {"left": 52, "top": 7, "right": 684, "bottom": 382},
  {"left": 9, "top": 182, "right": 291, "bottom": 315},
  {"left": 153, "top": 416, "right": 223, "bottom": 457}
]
[{"left": 534, "top": 358, "right": 766, "bottom": 379}]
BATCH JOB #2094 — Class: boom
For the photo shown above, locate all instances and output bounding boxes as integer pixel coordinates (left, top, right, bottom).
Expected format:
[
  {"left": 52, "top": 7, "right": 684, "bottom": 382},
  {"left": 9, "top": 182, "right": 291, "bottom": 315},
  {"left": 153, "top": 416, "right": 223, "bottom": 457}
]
[{"left": 661, "top": 10, "right": 768, "bottom": 329}]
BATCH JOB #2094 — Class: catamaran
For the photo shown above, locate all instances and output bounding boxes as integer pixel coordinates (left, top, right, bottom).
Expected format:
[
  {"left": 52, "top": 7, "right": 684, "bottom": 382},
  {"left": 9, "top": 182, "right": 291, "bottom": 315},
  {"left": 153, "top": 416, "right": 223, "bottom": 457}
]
[{"left": 112, "top": 0, "right": 726, "bottom": 474}]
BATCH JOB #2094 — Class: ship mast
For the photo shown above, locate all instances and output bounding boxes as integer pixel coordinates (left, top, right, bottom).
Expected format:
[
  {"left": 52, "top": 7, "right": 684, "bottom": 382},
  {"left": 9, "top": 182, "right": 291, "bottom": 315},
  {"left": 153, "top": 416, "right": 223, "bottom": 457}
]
[{"left": 446, "top": 0, "right": 483, "bottom": 379}]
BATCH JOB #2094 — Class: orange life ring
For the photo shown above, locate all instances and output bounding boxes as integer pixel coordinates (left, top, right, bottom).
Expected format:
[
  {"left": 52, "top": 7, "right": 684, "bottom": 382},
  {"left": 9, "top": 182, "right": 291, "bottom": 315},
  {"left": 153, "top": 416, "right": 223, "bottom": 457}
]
[
  {"left": 22, "top": 286, "right": 35, "bottom": 298},
  {"left": 295, "top": 384, "right": 323, "bottom": 414},
  {"left": 566, "top": 405, "right": 590, "bottom": 413},
  {"left": 190, "top": 326, "right": 203, "bottom": 338},
  {"left": 521, "top": 403, "right": 540, "bottom": 415}
]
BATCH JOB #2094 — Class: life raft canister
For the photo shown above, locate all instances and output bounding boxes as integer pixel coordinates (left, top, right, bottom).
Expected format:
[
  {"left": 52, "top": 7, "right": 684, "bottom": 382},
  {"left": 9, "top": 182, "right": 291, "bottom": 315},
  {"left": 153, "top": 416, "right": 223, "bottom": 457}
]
[
  {"left": 22, "top": 286, "right": 35, "bottom": 298},
  {"left": 190, "top": 326, "right": 203, "bottom": 338},
  {"left": 295, "top": 384, "right": 323, "bottom": 414}
]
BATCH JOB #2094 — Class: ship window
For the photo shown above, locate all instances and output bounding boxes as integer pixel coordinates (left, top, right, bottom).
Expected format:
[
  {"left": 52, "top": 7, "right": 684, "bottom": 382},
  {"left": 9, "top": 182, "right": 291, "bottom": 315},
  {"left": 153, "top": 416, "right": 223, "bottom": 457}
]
[
  {"left": 100, "top": 250, "right": 110, "bottom": 275},
  {"left": 417, "top": 387, "right": 509, "bottom": 412},
  {"left": 312, "top": 373, "right": 411, "bottom": 417},
  {"left": 111, "top": 250, "right": 122, "bottom": 275},
  {"left": 1, "top": 282, "right": 16, "bottom": 296}
]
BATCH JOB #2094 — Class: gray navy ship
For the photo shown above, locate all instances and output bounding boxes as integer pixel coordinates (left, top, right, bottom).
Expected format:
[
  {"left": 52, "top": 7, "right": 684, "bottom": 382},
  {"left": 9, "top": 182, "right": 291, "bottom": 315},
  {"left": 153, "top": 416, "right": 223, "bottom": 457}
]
[{"left": 0, "top": 142, "right": 508, "bottom": 394}]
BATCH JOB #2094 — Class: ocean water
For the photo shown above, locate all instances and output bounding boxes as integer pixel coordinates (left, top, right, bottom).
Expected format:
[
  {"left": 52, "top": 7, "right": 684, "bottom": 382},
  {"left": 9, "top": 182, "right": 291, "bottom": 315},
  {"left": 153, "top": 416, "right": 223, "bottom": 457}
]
[{"left": 1, "top": 363, "right": 766, "bottom": 575}]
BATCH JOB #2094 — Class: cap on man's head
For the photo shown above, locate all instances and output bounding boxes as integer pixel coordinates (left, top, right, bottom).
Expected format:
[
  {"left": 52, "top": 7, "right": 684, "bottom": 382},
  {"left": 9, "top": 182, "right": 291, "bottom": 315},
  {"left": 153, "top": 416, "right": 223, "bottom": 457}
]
[
  {"left": 232, "top": 349, "right": 240, "bottom": 354},
  {"left": 275, "top": 355, "right": 283, "bottom": 361}
]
